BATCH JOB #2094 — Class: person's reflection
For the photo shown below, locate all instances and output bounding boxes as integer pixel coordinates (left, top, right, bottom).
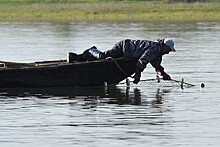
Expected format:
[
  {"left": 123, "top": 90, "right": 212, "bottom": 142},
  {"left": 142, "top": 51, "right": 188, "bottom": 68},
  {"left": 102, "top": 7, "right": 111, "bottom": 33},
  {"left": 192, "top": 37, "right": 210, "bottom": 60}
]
[
  {"left": 83, "top": 87, "right": 172, "bottom": 108},
  {"left": 120, "top": 87, "right": 170, "bottom": 106},
  {"left": 154, "top": 88, "right": 163, "bottom": 105},
  {"left": 133, "top": 88, "right": 142, "bottom": 105},
  {"left": 122, "top": 87, "right": 141, "bottom": 105},
  {"left": 151, "top": 88, "right": 171, "bottom": 106}
]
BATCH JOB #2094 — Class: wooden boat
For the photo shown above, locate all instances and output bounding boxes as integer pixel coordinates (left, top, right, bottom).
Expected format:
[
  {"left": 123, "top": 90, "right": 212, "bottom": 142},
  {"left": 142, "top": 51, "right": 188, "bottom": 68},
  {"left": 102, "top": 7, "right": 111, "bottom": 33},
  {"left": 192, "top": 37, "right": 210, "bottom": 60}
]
[{"left": 0, "top": 57, "right": 137, "bottom": 88}]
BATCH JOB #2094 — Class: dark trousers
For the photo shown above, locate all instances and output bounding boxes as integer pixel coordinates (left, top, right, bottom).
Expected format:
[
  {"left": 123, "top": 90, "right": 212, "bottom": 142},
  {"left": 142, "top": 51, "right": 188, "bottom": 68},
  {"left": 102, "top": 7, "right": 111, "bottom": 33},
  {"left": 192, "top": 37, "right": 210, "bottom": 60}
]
[
  {"left": 83, "top": 40, "right": 124, "bottom": 60},
  {"left": 102, "top": 40, "right": 124, "bottom": 59}
]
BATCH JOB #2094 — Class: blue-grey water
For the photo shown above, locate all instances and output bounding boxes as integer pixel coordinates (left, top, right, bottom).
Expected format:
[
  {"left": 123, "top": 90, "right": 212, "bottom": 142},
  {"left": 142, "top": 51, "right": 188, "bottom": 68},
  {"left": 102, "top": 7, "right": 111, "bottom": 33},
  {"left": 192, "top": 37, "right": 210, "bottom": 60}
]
[{"left": 0, "top": 22, "right": 220, "bottom": 147}]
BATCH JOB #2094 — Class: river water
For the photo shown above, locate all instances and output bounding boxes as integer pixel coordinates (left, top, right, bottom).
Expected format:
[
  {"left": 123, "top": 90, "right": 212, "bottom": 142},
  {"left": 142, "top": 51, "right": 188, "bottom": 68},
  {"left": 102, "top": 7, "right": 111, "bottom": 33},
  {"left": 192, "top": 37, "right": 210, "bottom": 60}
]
[{"left": 0, "top": 22, "right": 219, "bottom": 147}]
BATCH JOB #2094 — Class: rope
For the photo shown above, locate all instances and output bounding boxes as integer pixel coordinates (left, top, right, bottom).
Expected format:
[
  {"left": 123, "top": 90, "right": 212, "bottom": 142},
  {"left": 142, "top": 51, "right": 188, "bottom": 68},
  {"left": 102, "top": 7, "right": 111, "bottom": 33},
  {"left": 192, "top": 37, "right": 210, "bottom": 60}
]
[{"left": 106, "top": 57, "right": 134, "bottom": 78}]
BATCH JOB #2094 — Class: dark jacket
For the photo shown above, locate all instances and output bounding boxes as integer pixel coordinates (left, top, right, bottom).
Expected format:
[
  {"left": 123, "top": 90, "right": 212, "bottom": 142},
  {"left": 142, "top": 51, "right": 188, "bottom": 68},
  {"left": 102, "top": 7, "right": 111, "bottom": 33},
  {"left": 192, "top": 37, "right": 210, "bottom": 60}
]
[{"left": 122, "top": 39, "right": 164, "bottom": 72}]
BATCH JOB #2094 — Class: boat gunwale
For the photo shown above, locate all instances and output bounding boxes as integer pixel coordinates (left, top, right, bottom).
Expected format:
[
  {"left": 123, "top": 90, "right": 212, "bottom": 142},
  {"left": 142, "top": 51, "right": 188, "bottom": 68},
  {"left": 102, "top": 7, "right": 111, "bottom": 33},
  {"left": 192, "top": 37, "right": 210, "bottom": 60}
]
[{"left": 0, "top": 57, "right": 137, "bottom": 71}]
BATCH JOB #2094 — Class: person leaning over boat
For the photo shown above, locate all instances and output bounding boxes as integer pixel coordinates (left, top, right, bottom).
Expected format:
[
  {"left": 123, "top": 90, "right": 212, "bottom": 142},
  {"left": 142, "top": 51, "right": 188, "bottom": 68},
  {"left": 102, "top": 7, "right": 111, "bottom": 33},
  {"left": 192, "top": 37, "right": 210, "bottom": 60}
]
[{"left": 68, "top": 38, "right": 176, "bottom": 84}]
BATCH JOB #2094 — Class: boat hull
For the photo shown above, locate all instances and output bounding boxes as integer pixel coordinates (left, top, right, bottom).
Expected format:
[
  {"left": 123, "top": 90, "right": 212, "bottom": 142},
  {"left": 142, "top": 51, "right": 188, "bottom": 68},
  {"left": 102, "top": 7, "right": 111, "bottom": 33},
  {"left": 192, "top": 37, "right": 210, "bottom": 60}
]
[{"left": 0, "top": 58, "right": 137, "bottom": 88}]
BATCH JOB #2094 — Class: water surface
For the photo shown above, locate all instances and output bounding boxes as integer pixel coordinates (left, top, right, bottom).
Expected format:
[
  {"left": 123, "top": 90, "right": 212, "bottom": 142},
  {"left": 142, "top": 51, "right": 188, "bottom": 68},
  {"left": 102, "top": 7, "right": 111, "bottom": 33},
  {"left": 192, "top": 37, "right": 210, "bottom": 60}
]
[{"left": 0, "top": 22, "right": 220, "bottom": 147}]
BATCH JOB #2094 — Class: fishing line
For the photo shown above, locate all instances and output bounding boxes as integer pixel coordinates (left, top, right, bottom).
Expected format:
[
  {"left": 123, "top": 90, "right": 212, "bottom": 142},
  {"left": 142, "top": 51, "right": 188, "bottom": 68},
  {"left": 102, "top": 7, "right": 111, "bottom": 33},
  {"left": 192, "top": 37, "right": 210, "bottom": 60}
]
[
  {"left": 118, "top": 77, "right": 195, "bottom": 89},
  {"left": 107, "top": 57, "right": 195, "bottom": 89}
]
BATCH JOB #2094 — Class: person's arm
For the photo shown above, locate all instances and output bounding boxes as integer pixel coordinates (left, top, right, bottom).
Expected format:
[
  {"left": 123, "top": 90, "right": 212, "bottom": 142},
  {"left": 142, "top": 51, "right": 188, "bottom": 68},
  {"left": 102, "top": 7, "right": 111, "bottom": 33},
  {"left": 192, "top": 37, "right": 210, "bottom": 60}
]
[
  {"left": 136, "top": 43, "right": 161, "bottom": 71},
  {"left": 150, "top": 57, "right": 164, "bottom": 72},
  {"left": 133, "top": 67, "right": 142, "bottom": 84},
  {"left": 133, "top": 44, "right": 161, "bottom": 84},
  {"left": 150, "top": 57, "right": 171, "bottom": 80}
]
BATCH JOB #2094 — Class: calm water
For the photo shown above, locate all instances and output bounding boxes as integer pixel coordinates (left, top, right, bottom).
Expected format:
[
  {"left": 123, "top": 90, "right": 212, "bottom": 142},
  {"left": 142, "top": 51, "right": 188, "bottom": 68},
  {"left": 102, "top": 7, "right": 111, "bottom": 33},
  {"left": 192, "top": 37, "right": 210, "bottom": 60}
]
[{"left": 0, "top": 22, "right": 220, "bottom": 147}]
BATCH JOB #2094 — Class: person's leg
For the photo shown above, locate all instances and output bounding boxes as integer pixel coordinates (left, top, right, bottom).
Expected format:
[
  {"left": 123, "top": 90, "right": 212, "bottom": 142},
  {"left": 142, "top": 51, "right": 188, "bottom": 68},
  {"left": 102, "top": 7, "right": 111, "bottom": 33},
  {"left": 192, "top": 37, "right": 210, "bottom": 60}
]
[
  {"left": 80, "top": 40, "right": 124, "bottom": 60},
  {"left": 84, "top": 46, "right": 103, "bottom": 59},
  {"left": 68, "top": 46, "right": 98, "bottom": 62},
  {"left": 68, "top": 40, "right": 125, "bottom": 62},
  {"left": 101, "top": 40, "right": 124, "bottom": 59},
  {"left": 68, "top": 52, "right": 78, "bottom": 62}
]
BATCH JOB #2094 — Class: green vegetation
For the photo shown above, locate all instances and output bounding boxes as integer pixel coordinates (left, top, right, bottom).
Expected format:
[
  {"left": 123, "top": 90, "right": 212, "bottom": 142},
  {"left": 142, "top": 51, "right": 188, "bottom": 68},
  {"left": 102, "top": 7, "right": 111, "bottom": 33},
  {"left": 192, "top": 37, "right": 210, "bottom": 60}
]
[{"left": 0, "top": 0, "right": 219, "bottom": 22}]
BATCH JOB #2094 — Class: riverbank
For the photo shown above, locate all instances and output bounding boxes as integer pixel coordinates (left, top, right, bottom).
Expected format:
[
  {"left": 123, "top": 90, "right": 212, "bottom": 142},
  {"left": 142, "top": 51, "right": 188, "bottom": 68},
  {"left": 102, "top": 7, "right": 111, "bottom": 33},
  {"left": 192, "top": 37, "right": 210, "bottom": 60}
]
[{"left": 0, "top": 2, "right": 219, "bottom": 22}]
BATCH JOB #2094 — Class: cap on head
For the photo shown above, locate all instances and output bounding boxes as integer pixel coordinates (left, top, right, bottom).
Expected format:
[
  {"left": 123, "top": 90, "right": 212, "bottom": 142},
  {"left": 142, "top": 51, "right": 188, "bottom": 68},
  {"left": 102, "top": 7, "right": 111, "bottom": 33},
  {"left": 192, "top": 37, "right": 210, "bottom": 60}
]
[{"left": 164, "top": 38, "right": 176, "bottom": 52}]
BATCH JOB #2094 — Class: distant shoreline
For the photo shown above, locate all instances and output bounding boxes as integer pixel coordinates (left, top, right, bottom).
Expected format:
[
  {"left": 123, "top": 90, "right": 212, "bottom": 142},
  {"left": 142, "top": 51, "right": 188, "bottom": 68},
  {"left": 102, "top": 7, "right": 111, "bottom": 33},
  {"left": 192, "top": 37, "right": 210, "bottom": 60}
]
[{"left": 0, "top": 2, "right": 219, "bottom": 22}]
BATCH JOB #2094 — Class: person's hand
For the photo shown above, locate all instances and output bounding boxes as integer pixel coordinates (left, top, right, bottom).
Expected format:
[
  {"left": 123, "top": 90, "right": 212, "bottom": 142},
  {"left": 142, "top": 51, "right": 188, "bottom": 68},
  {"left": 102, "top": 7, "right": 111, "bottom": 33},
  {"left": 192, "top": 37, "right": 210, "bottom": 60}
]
[
  {"left": 156, "top": 70, "right": 171, "bottom": 80},
  {"left": 133, "top": 73, "right": 141, "bottom": 84},
  {"left": 133, "top": 68, "right": 141, "bottom": 84},
  {"left": 162, "top": 72, "right": 171, "bottom": 80}
]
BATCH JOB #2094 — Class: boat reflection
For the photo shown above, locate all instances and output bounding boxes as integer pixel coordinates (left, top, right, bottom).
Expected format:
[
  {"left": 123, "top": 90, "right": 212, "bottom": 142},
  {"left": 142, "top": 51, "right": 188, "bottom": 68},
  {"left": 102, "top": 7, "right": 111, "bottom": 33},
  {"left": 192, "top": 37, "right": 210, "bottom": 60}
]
[{"left": 0, "top": 86, "right": 171, "bottom": 106}]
